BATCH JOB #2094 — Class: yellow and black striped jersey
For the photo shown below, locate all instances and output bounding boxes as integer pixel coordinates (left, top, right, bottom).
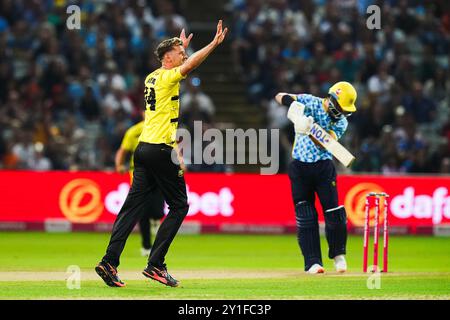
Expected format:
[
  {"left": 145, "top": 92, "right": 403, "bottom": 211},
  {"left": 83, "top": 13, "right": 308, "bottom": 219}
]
[
  {"left": 120, "top": 121, "right": 144, "bottom": 171},
  {"left": 139, "top": 67, "right": 186, "bottom": 147}
]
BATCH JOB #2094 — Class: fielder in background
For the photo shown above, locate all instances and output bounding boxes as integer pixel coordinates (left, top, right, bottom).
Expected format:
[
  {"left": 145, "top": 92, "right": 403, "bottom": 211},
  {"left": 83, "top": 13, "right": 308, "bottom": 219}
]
[
  {"left": 275, "top": 81, "right": 357, "bottom": 274},
  {"left": 115, "top": 117, "right": 165, "bottom": 258}
]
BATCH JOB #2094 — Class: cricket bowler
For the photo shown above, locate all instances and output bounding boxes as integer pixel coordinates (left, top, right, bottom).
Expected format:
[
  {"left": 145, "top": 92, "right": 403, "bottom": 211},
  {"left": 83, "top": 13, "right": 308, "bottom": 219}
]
[
  {"left": 275, "top": 81, "right": 357, "bottom": 273},
  {"left": 96, "top": 21, "right": 228, "bottom": 287}
]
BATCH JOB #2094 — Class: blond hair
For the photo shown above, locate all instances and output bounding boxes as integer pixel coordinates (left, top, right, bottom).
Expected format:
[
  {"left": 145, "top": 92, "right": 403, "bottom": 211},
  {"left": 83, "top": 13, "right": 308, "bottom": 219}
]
[{"left": 154, "top": 37, "right": 183, "bottom": 62}]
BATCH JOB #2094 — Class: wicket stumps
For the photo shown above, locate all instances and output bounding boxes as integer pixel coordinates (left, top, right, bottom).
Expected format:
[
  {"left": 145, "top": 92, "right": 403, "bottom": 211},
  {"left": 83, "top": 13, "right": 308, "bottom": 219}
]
[{"left": 363, "top": 192, "right": 389, "bottom": 273}]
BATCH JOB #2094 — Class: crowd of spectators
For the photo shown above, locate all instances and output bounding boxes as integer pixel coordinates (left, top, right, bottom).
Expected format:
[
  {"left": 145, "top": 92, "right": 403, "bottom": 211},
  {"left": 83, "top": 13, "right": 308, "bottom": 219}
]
[
  {"left": 1, "top": 0, "right": 449, "bottom": 175},
  {"left": 0, "top": 0, "right": 219, "bottom": 171},
  {"left": 229, "top": 0, "right": 450, "bottom": 174}
]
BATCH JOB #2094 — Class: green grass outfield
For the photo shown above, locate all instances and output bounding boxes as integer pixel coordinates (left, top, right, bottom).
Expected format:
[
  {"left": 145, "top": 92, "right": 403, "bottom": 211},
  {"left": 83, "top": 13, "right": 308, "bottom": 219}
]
[{"left": 0, "top": 232, "right": 449, "bottom": 299}]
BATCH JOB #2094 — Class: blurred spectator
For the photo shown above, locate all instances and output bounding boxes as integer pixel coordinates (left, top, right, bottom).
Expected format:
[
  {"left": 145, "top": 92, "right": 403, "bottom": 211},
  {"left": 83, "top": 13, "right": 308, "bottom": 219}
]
[
  {"left": 367, "top": 62, "right": 395, "bottom": 105},
  {"left": 79, "top": 85, "right": 101, "bottom": 121},
  {"left": 28, "top": 142, "right": 52, "bottom": 171},
  {"left": 12, "top": 131, "right": 35, "bottom": 169},
  {"left": 440, "top": 157, "right": 450, "bottom": 174},
  {"left": 335, "top": 42, "right": 360, "bottom": 83},
  {"left": 401, "top": 81, "right": 436, "bottom": 124},
  {"left": 180, "top": 102, "right": 212, "bottom": 133},
  {"left": 102, "top": 76, "right": 134, "bottom": 114},
  {"left": 181, "top": 77, "right": 216, "bottom": 116},
  {"left": 153, "top": 1, "right": 187, "bottom": 39},
  {"left": 2, "top": 142, "right": 19, "bottom": 170}
]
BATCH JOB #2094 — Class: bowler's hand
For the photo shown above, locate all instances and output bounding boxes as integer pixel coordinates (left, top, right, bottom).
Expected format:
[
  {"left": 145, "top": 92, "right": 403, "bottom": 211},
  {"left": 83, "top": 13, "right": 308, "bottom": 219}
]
[
  {"left": 180, "top": 28, "right": 193, "bottom": 49},
  {"left": 212, "top": 20, "right": 228, "bottom": 47}
]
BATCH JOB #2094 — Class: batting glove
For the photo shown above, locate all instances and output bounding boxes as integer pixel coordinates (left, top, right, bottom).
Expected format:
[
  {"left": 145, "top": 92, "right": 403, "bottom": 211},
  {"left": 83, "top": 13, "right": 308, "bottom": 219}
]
[
  {"left": 287, "top": 101, "right": 305, "bottom": 123},
  {"left": 294, "top": 115, "right": 314, "bottom": 135}
]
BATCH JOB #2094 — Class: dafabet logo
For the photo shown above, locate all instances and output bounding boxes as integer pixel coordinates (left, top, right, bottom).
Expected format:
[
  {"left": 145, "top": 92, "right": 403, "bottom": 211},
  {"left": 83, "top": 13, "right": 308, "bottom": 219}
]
[
  {"left": 345, "top": 183, "right": 450, "bottom": 226},
  {"left": 59, "top": 179, "right": 104, "bottom": 223},
  {"left": 344, "top": 183, "right": 386, "bottom": 227}
]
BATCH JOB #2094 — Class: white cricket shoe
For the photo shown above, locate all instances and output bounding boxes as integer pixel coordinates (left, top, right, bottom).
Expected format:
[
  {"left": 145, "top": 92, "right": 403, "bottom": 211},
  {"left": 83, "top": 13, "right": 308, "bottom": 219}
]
[
  {"left": 140, "top": 248, "right": 151, "bottom": 257},
  {"left": 334, "top": 254, "right": 347, "bottom": 273},
  {"left": 306, "top": 264, "right": 325, "bottom": 274}
]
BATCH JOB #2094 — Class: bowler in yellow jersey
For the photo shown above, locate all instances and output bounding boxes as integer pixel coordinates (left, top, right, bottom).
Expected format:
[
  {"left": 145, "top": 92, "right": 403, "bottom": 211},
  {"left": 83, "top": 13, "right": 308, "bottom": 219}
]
[
  {"left": 114, "top": 120, "right": 164, "bottom": 257},
  {"left": 96, "top": 21, "right": 228, "bottom": 287}
]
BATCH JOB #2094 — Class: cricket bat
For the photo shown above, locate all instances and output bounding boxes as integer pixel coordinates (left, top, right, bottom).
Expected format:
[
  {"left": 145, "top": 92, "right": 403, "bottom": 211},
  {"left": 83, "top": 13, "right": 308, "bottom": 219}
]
[{"left": 308, "top": 123, "right": 355, "bottom": 167}]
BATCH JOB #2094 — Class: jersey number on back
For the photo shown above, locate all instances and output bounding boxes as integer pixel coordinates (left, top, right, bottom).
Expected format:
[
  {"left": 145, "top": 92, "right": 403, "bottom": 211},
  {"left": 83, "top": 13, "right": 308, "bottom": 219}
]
[{"left": 144, "top": 87, "right": 156, "bottom": 111}]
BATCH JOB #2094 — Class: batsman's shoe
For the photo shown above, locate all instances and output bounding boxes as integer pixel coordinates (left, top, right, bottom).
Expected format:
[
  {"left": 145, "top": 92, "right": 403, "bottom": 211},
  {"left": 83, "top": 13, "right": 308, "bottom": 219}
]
[
  {"left": 306, "top": 264, "right": 325, "bottom": 274},
  {"left": 95, "top": 261, "right": 125, "bottom": 287},
  {"left": 143, "top": 264, "right": 179, "bottom": 287},
  {"left": 334, "top": 254, "right": 347, "bottom": 273}
]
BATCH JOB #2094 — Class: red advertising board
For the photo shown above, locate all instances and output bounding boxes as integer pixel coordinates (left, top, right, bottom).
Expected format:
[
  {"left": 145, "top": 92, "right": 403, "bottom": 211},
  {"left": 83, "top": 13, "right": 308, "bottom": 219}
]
[{"left": 0, "top": 171, "right": 449, "bottom": 233}]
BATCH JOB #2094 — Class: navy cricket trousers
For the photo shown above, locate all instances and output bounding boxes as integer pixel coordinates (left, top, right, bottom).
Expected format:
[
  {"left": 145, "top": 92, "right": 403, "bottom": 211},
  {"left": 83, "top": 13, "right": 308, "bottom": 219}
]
[{"left": 288, "top": 159, "right": 339, "bottom": 213}]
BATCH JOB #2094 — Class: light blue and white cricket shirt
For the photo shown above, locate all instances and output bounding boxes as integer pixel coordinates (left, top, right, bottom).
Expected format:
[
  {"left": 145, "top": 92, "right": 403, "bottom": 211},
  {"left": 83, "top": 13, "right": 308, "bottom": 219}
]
[{"left": 292, "top": 94, "right": 348, "bottom": 163}]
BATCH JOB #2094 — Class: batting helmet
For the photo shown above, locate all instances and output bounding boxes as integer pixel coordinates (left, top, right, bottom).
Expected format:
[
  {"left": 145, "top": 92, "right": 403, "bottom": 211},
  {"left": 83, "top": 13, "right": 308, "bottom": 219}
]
[{"left": 328, "top": 81, "right": 357, "bottom": 113}]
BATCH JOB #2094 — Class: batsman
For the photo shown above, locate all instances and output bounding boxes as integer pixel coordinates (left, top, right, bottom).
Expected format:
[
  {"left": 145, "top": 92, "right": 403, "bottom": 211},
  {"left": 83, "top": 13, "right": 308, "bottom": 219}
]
[{"left": 275, "top": 81, "right": 357, "bottom": 273}]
